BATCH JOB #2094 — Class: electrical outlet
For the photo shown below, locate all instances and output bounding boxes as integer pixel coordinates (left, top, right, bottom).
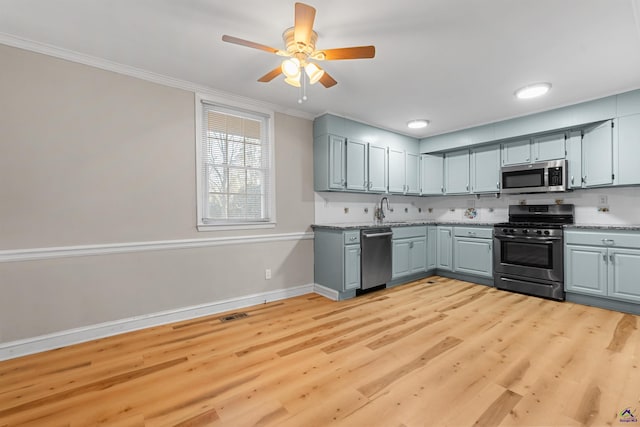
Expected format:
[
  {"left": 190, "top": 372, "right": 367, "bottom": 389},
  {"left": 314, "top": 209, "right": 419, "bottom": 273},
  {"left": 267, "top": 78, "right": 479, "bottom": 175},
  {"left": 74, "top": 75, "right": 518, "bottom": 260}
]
[
  {"left": 344, "top": 207, "right": 349, "bottom": 214},
  {"left": 265, "top": 269, "right": 272, "bottom": 280},
  {"left": 598, "top": 195, "right": 608, "bottom": 205},
  {"left": 364, "top": 207, "right": 369, "bottom": 213},
  {"left": 519, "top": 200, "right": 527, "bottom": 205}
]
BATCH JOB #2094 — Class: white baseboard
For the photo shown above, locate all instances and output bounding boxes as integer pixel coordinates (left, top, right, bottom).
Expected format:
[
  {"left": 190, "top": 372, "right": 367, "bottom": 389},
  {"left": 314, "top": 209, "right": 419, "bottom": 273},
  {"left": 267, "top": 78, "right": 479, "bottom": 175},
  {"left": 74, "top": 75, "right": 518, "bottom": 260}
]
[
  {"left": 313, "top": 284, "right": 340, "bottom": 301},
  {"left": 0, "top": 284, "right": 315, "bottom": 361}
]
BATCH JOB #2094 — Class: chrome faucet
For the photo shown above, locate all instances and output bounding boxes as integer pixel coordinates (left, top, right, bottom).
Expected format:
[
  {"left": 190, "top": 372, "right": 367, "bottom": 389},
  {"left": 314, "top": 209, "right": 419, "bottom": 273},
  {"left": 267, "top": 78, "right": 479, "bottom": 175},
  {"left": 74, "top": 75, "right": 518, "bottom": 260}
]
[{"left": 375, "top": 196, "right": 390, "bottom": 223}]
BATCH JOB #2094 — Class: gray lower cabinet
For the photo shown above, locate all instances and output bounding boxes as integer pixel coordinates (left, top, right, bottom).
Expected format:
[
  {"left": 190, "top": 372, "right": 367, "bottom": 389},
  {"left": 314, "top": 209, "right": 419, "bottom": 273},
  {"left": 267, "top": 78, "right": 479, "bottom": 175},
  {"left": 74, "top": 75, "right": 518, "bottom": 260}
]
[
  {"left": 427, "top": 226, "right": 437, "bottom": 270},
  {"left": 392, "top": 226, "right": 427, "bottom": 279},
  {"left": 314, "top": 229, "right": 361, "bottom": 296},
  {"left": 565, "top": 230, "right": 640, "bottom": 303},
  {"left": 453, "top": 227, "right": 493, "bottom": 278},
  {"left": 436, "top": 226, "right": 453, "bottom": 271}
]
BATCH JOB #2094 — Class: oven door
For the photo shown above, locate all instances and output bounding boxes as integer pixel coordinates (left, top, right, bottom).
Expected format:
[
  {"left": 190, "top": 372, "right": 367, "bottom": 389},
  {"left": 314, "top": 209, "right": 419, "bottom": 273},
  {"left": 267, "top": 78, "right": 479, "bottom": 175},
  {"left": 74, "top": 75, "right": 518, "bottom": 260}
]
[{"left": 493, "top": 234, "right": 564, "bottom": 282}]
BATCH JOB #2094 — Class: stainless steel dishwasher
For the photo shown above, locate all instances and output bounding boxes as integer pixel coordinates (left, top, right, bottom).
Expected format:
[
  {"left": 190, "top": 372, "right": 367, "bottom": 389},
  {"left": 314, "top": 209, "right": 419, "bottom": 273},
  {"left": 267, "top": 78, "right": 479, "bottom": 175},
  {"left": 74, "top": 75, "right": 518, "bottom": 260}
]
[{"left": 360, "top": 227, "right": 393, "bottom": 290}]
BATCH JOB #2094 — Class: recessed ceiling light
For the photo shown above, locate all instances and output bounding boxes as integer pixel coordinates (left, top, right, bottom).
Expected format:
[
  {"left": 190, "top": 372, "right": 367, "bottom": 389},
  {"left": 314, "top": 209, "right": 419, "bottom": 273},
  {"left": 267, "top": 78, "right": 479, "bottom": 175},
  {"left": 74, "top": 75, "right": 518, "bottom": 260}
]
[
  {"left": 407, "top": 119, "right": 429, "bottom": 129},
  {"left": 515, "top": 83, "right": 551, "bottom": 99}
]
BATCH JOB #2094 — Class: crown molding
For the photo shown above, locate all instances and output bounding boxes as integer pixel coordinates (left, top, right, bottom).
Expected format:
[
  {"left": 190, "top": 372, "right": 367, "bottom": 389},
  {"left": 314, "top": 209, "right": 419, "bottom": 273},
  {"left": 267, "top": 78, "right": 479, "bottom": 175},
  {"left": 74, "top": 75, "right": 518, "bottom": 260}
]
[{"left": 0, "top": 32, "right": 315, "bottom": 121}]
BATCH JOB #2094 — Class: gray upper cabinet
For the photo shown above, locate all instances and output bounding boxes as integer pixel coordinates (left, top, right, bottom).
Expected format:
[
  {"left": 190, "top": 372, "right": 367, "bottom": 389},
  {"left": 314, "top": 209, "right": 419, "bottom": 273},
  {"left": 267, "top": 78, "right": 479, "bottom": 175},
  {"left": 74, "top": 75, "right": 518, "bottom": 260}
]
[
  {"left": 565, "top": 131, "right": 582, "bottom": 189},
  {"left": 582, "top": 120, "right": 614, "bottom": 187},
  {"left": 368, "top": 143, "right": 388, "bottom": 192},
  {"left": 388, "top": 148, "right": 406, "bottom": 193},
  {"left": 470, "top": 144, "right": 500, "bottom": 193},
  {"left": 406, "top": 152, "right": 420, "bottom": 195},
  {"left": 617, "top": 113, "right": 640, "bottom": 186},
  {"left": 389, "top": 149, "right": 420, "bottom": 194},
  {"left": 420, "top": 154, "right": 444, "bottom": 195},
  {"left": 501, "top": 139, "right": 531, "bottom": 166},
  {"left": 346, "top": 139, "right": 368, "bottom": 191},
  {"left": 313, "top": 134, "right": 346, "bottom": 191},
  {"left": 444, "top": 149, "right": 470, "bottom": 194},
  {"left": 532, "top": 133, "right": 566, "bottom": 162}
]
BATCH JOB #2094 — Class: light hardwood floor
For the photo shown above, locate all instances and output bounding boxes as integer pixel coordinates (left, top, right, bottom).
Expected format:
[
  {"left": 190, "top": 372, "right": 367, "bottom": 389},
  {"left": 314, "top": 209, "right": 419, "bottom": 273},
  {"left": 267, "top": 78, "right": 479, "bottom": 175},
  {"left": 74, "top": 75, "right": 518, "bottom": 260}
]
[{"left": 1, "top": 276, "right": 639, "bottom": 426}]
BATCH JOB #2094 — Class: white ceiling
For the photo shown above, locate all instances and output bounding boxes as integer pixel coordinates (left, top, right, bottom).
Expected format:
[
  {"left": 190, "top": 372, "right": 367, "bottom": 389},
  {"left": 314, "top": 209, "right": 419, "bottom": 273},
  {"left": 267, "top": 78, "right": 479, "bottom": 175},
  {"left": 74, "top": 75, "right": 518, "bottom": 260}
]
[{"left": 2, "top": 0, "right": 640, "bottom": 138}]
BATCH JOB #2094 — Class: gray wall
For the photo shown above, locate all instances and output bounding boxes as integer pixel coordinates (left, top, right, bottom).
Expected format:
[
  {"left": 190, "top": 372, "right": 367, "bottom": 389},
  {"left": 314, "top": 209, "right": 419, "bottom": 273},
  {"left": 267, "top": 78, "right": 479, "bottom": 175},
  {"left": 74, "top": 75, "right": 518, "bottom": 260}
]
[{"left": 0, "top": 44, "right": 315, "bottom": 342}]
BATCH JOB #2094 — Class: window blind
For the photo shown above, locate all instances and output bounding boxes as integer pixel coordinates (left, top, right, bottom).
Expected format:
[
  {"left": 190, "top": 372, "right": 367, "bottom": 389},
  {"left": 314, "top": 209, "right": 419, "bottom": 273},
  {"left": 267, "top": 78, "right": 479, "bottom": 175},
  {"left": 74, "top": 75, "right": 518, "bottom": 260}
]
[{"left": 201, "top": 102, "right": 271, "bottom": 224}]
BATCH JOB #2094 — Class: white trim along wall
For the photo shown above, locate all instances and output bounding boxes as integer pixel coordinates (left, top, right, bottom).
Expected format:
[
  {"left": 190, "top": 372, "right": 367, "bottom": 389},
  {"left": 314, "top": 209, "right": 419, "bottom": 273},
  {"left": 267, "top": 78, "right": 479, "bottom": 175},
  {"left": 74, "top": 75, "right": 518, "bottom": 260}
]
[{"left": 0, "top": 232, "right": 314, "bottom": 263}]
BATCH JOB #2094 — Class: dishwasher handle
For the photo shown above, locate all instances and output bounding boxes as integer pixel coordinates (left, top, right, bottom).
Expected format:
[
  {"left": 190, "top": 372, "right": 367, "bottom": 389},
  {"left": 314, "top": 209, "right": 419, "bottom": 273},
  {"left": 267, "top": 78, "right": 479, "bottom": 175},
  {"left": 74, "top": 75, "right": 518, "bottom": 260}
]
[{"left": 362, "top": 231, "right": 393, "bottom": 238}]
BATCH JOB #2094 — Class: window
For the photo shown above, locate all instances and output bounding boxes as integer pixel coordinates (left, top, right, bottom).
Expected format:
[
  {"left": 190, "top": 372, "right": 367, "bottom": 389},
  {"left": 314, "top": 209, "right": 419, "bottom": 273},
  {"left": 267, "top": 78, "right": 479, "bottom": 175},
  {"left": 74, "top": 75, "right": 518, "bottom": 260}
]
[{"left": 196, "top": 95, "right": 275, "bottom": 230}]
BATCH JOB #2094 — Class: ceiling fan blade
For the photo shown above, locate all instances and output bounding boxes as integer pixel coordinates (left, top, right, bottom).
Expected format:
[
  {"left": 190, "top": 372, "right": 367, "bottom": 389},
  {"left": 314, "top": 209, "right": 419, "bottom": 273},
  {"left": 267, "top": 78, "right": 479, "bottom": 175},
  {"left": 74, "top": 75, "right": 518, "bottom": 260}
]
[
  {"left": 222, "top": 35, "right": 280, "bottom": 54},
  {"left": 294, "top": 2, "right": 316, "bottom": 45},
  {"left": 258, "top": 66, "right": 283, "bottom": 83},
  {"left": 317, "top": 46, "right": 376, "bottom": 60},
  {"left": 319, "top": 71, "right": 337, "bottom": 88}
]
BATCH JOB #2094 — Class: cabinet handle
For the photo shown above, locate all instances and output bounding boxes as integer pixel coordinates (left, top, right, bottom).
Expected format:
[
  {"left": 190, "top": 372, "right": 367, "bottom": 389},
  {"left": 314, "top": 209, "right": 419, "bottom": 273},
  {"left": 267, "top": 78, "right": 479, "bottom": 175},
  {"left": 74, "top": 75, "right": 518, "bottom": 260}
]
[
  {"left": 466, "top": 184, "right": 469, "bottom": 191},
  {"left": 468, "top": 231, "right": 476, "bottom": 236},
  {"left": 350, "top": 237, "right": 357, "bottom": 241},
  {"left": 582, "top": 176, "right": 586, "bottom": 184},
  {"left": 409, "top": 241, "right": 414, "bottom": 249},
  {"left": 610, "top": 254, "right": 614, "bottom": 263},
  {"left": 603, "top": 253, "right": 607, "bottom": 262},
  {"left": 602, "top": 238, "right": 615, "bottom": 245},
  {"left": 496, "top": 181, "right": 500, "bottom": 189},
  {"left": 525, "top": 158, "right": 530, "bottom": 162},
  {"left": 571, "top": 176, "right": 574, "bottom": 185}
]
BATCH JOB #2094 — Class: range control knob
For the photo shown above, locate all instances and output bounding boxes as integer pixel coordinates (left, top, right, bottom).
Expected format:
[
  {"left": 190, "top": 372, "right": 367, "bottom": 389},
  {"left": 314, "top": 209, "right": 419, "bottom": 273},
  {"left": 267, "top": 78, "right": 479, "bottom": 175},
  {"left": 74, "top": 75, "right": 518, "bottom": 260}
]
[
  {"left": 502, "top": 228, "right": 508, "bottom": 233},
  {"left": 536, "top": 230, "right": 543, "bottom": 235},
  {"left": 522, "top": 229, "right": 529, "bottom": 234},
  {"left": 509, "top": 229, "right": 516, "bottom": 234},
  {"left": 544, "top": 230, "right": 550, "bottom": 235}
]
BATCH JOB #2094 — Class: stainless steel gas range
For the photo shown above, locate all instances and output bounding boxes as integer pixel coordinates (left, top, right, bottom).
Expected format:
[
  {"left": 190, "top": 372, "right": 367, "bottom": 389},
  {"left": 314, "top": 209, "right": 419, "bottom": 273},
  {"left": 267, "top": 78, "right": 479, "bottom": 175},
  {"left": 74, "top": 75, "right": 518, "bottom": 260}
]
[{"left": 493, "top": 204, "right": 575, "bottom": 301}]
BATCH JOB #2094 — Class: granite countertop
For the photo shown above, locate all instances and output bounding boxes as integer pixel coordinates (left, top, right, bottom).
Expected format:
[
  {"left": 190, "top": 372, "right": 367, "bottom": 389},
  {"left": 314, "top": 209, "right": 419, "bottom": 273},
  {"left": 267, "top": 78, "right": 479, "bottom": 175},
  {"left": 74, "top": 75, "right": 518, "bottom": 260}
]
[
  {"left": 312, "top": 221, "right": 498, "bottom": 230},
  {"left": 566, "top": 224, "right": 640, "bottom": 231}
]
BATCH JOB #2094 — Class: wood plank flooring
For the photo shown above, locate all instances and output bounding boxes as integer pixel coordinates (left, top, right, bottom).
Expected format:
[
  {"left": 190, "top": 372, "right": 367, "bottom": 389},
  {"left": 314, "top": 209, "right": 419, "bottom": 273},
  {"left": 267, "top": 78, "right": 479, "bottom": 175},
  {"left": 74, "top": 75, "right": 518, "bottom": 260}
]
[{"left": 1, "top": 276, "right": 640, "bottom": 426}]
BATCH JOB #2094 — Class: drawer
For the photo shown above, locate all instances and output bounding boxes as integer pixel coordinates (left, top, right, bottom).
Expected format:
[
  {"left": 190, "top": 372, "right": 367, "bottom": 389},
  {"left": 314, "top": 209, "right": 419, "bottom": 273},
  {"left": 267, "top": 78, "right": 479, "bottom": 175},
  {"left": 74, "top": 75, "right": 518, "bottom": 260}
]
[
  {"left": 344, "top": 231, "right": 360, "bottom": 245},
  {"left": 565, "top": 230, "right": 640, "bottom": 248},
  {"left": 392, "top": 226, "right": 427, "bottom": 240},
  {"left": 454, "top": 226, "right": 492, "bottom": 239}
]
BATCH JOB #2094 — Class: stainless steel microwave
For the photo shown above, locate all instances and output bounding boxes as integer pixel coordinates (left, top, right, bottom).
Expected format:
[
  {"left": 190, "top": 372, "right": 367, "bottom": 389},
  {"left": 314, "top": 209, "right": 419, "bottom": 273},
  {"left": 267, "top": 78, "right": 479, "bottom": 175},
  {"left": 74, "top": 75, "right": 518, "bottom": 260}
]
[{"left": 501, "top": 159, "right": 568, "bottom": 194}]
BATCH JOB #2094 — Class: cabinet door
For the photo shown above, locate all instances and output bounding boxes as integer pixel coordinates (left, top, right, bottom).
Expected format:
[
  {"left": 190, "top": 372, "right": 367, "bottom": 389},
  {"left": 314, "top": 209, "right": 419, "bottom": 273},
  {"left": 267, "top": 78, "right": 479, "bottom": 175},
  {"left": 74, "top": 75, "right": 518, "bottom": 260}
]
[
  {"left": 427, "top": 226, "right": 437, "bottom": 270},
  {"left": 368, "top": 143, "right": 388, "bottom": 192},
  {"left": 501, "top": 139, "right": 531, "bottom": 166},
  {"left": 532, "top": 133, "right": 566, "bottom": 162},
  {"left": 436, "top": 227, "right": 453, "bottom": 271},
  {"left": 453, "top": 237, "right": 493, "bottom": 278},
  {"left": 392, "top": 240, "right": 411, "bottom": 278},
  {"left": 565, "top": 131, "right": 583, "bottom": 189},
  {"left": 470, "top": 145, "right": 500, "bottom": 193},
  {"left": 420, "top": 154, "right": 444, "bottom": 195},
  {"left": 409, "top": 238, "right": 427, "bottom": 274},
  {"left": 328, "top": 135, "right": 346, "bottom": 189},
  {"left": 608, "top": 248, "right": 640, "bottom": 303},
  {"left": 346, "top": 139, "right": 368, "bottom": 191},
  {"left": 388, "top": 148, "right": 406, "bottom": 194},
  {"left": 444, "top": 150, "right": 470, "bottom": 194},
  {"left": 344, "top": 244, "right": 361, "bottom": 290},
  {"left": 617, "top": 114, "right": 640, "bottom": 185},
  {"left": 565, "top": 245, "right": 608, "bottom": 296},
  {"left": 582, "top": 120, "right": 614, "bottom": 187},
  {"left": 405, "top": 152, "right": 420, "bottom": 194}
]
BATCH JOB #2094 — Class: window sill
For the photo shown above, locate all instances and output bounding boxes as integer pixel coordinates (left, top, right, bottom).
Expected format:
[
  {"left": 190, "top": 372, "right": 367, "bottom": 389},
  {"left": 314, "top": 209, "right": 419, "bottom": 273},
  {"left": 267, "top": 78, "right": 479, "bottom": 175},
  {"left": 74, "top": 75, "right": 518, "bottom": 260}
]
[{"left": 197, "top": 222, "right": 276, "bottom": 232}]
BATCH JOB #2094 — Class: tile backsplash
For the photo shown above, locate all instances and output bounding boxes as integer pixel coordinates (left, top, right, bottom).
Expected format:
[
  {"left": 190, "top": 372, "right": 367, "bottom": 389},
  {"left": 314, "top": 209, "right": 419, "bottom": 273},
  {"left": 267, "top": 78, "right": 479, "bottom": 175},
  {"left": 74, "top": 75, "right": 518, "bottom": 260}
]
[{"left": 314, "top": 187, "right": 640, "bottom": 225}]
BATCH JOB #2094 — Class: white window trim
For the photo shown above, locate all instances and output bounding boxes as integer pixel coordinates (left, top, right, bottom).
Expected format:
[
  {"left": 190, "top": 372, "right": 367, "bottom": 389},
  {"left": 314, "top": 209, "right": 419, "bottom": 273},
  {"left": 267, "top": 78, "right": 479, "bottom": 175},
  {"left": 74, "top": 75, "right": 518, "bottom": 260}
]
[{"left": 195, "top": 93, "right": 276, "bottom": 231}]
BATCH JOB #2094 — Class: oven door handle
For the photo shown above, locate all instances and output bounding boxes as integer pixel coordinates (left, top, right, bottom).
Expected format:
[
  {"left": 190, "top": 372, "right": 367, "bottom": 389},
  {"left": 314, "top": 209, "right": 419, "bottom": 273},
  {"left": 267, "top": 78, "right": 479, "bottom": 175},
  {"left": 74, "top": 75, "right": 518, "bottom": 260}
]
[{"left": 495, "top": 235, "right": 562, "bottom": 242}]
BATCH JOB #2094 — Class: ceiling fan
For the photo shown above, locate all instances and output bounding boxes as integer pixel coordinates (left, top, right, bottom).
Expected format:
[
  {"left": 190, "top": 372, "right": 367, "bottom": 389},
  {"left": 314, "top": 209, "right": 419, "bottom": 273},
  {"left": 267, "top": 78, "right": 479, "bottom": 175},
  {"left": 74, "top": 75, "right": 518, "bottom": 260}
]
[{"left": 222, "top": 2, "right": 375, "bottom": 101}]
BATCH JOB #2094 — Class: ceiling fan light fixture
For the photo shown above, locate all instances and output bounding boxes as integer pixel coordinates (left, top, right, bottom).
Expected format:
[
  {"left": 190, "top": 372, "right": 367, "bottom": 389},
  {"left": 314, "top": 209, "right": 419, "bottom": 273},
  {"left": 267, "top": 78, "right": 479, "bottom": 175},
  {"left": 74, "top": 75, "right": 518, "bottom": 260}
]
[
  {"left": 304, "top": 62, "right": 324, "bottom": 84},
  {"left": 281, "top": 58, "right": 301, "bottom": 78},
  {"left": 515, "top": 82, "right": 551, "bottom": 99},
  {"left": 407, "top": 119, "right": 429, "bottom": 129},
  {"left": 284, "top": 75, "right": 301, "bottom": 87}
]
